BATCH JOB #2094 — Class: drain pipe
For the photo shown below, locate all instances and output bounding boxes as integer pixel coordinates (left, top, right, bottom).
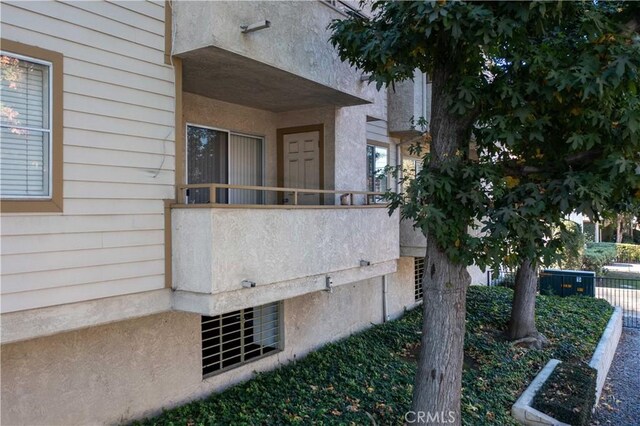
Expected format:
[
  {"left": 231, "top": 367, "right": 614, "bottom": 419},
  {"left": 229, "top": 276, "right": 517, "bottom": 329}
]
[{"left": 382, "top": 275, "right": 389, "bottom": 322}]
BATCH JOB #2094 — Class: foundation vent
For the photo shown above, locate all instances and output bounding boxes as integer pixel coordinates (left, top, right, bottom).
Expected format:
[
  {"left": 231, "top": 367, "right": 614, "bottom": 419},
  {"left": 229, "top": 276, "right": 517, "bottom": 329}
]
[
  {"left": 414, "top": 257, "right": 425, "bottom": 301},
  {"left": 201, "top": 302, "right": 282, "bottom": 378}
]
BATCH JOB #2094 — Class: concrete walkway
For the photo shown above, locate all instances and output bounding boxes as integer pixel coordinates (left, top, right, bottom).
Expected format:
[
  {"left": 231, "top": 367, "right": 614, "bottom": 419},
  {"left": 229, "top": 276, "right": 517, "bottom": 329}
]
[{"left": 591, "top": 328, "right": 640, "bottom": 425}]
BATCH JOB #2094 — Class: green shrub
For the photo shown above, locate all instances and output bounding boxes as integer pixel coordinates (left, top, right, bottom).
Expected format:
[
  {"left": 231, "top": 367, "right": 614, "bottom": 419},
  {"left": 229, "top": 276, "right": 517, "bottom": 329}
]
[
  {"left": 532, "top": 362, "right": 597, "bottom": 426},
  {"left": 583, "top": 243, "right": 617, "bottom": 273},
  {"left": 615, "top": 243, "right": 640, "bottom": 263}
]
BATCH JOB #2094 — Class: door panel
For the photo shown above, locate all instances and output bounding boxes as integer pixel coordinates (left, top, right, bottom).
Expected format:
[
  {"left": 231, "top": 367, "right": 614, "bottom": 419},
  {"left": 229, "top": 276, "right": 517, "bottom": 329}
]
[
  {"left": 229, "top": 134, "right": 263, "bottom": 204},
  {"left": 283, "top": 131, "right": 320, "bottom": 205}
]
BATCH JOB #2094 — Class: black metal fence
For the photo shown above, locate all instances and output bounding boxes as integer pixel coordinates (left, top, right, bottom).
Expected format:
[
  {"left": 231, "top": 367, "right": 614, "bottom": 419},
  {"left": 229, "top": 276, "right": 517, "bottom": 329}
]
[
  {"left": 487, "top": 270, "right": 639, "bottom": 328},
  {"left": 595, "top": 276, "right": 639, "bottom": 328}
]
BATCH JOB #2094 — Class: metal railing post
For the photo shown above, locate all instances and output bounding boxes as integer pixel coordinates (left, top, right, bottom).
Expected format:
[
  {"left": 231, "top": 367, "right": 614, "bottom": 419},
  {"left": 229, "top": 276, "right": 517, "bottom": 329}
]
[{"left": 210, "top": 184, "right": 217, "bottom": 204}]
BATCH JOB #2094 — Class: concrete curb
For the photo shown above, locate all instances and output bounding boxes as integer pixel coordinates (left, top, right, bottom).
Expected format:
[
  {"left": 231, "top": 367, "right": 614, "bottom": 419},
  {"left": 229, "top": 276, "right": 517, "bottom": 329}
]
[
  {"left": 589, "top": 306, "right": 623, "bottom": 405},
  {"left": 511, "top": 306, "right": 623, "bottom": 425},
  {"left": 511, "top": 359, "right": 569, "bottom": 426}
]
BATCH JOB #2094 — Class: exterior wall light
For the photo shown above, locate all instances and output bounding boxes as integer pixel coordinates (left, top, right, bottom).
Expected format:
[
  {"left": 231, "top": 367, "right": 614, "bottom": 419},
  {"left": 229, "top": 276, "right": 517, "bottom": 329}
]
[
  {"left": 240, "top": 20, "right": 271, "bottom": 34},
  {"left": 360, "top": 260, "right": 371, "bottom": 267}
]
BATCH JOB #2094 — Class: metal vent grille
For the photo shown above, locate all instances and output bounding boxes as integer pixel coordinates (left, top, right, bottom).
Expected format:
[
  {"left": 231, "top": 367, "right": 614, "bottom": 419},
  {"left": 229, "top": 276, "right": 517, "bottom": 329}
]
[
  {"left": 415, "top": 257, "right": 425, "bottom": 301},
  {"left": 201, "top": 302, "right": 281, "bottom": 378}
]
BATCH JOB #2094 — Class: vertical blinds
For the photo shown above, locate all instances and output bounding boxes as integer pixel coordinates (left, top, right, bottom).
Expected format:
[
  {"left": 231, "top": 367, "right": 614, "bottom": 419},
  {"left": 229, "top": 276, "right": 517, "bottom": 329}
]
[{"left": 0, "top": 54, "right": 51, "bottom": 198}]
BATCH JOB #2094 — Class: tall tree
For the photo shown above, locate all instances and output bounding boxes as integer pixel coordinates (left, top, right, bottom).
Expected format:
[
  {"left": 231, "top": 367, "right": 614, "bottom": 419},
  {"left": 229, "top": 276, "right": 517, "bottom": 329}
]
[
  {"left": 476, "top": 1, "right": 640, "bottom": 343},
  {"left": 331, "top": 1, "right": 639, "bottom": 423}
]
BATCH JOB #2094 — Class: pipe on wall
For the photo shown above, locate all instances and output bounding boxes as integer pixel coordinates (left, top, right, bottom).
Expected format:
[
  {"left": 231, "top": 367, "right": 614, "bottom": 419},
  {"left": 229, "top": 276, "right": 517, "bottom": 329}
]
[{"left": 382, "top": 275, "right": 389, "bottom": 322}]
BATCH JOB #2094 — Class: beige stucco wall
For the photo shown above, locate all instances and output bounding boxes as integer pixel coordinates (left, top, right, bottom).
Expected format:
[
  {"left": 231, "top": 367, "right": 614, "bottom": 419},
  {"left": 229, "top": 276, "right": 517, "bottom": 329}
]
[
  {"left": 1, "top": 277, "right": 414, "bottom": 426},
  {"left": 173, "top": 1, "right": 380, "bottom": 103},
  {"left": 172, "top": 207, "right": 399, "bottom": 295},
  {"left": 387, "top": 256, "right": 420, "bottom": 319}
]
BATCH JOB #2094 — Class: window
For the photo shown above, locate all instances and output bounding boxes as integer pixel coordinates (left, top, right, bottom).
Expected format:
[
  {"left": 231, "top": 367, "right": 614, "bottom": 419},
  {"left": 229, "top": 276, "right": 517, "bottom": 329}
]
[
  {"left": 201, "top": 302, "right": 281, "bottom": 377},
  {"left": 366, "top": 144, "right": 388, "bottom": 196},
  {"left": 415, "top": 257, "right": 425, "bottom": 301},
  {"left": 402, "top": 157, "right": 423, "bottom": 193},
  {"left": 0, "top": 40, "right": 62, "bottom": 212},
  {"left": 186, "top": 124, "right": 264, "bottom": 205}
]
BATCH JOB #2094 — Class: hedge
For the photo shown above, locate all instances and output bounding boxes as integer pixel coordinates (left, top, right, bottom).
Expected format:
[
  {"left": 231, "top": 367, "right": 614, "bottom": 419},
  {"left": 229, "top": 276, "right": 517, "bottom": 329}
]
[
  {"left": 616, "top": 243, "right": 640, "bottom": 263},
  {"left": 583, "top": 242, "right": 640, "bottom": 272},
  {"left": 133, "top": 287, "right": 612, "bottom": 426}
]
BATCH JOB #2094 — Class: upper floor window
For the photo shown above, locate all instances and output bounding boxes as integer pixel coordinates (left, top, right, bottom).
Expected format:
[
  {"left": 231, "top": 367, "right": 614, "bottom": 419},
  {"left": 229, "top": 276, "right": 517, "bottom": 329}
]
[
  {"left": 0, "top": 40, "right": 63, "bottom": 212},
  {"left": 367, "top": 144, "right": 388, "bottom": 193}
]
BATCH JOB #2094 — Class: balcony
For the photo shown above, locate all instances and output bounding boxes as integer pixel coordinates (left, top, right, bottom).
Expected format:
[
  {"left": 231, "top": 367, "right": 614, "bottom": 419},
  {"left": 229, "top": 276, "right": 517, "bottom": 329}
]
[
  {"left": 171, "top": 1, "right": 373, "bottom": 112},
  {"left": 400, "top": 219, "right": 427, "bottom": 257},
  {"left": 388, "top": 70, "right": 431, "bottom": 137},
  {"left": 171, "top": 185, "right": 399, "bottom": 316}
]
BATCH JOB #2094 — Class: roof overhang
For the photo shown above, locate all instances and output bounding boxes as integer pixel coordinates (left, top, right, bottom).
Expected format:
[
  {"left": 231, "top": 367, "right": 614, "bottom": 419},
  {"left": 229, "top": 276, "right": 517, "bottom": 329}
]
[{"left": 178, "top": 46, "right": 370, "bottom": 112}]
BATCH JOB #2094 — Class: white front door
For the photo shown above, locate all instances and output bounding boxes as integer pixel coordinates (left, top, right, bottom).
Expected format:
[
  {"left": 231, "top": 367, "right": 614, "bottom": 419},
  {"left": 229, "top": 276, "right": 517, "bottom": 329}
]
[{"left": 283, "top": 131, "right": 320, "bottom": 205}]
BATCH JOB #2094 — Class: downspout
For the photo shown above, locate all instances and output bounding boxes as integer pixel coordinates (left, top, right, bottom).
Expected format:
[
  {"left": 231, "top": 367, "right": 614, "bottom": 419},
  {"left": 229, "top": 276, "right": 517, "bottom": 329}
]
[
  {"left": 382, "top": 275, "right": 389, "bottom": 322},
  {"left": 395, "top": 143, "right": 401, "bottom": 193}
]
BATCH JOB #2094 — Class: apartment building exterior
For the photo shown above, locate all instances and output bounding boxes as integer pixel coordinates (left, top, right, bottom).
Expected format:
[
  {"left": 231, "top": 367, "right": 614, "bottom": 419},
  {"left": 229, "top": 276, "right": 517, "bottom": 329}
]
[{"left": 0, "top": 2, "right": 484, "bottom": 424}]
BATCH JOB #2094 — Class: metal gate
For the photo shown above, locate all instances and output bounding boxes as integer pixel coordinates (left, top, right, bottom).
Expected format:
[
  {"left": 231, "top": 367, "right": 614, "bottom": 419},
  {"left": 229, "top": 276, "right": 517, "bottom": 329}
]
[{"left": 595, "top": 276, "right": 639, "bottom": 328}]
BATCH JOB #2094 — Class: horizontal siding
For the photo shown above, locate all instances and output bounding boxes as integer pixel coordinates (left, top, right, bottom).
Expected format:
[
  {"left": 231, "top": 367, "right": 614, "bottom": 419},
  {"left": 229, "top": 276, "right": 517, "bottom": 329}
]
[
  {"left": 0, "top": 215, "right": 164, "bottom": 235},
  {"left": 107, "top": 0, "right": 165, "bottom": 21},
  {"left": 64, "top": 181, "right": 174, "bottom": 200},
  {"left": 64, "top": 111, "right": 174, "bottom": 140},
  {"left": 62, "top": 1, "right": 164, "bottom": 36},
  {"left": 1, "top": 275, "right": 164, "bottom": 313},
  {"left": 1, "top": 25, "right": 173, "bottom": 85},
  {"left": 3, "top": 4, "right": 163, "bottom": 64},
  {"left": 367, "top": 120, "right": 390, "bottom": 144},
  {"left": 0, "top": 1, "right": 174, "bottom": 313},
  {"left": 64, "top": 146, "right": 174, "bottom": 171},
  {"left": 10, "top": 1, "right": 163, "bottom": 50},
  {"left": 1, "top": 230, "right": 164, "bottom": 256},
  {"left": 2, "top": 260, "right": 164, "bottom": 294},
  {"left": 65, "top": 75, "right": 174, "bottom": 112},
  {"left": 2, "top": 260, "right": 165, "bottom": 294},
  {"left": 2, "top": 245, "right": 163, "bottom": 275},
  {"left": 64, "top": 128, "right": 175, "bottom": 155},
  {"left": 65, "top": 164, "right": 175, "bottom": 186},
  {"left": 65, "top": 93, "right": 174, "bottom": 126}
]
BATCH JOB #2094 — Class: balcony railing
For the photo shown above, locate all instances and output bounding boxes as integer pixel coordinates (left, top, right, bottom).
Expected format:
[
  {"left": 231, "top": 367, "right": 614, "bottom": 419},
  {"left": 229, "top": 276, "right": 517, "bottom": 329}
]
[{"left": 175, "top": 183, "right": 387, "bottom": 207}]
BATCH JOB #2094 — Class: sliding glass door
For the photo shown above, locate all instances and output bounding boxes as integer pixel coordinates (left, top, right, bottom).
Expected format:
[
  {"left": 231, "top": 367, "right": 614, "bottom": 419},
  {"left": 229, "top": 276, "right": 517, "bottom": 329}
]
[{"left": 187, "top": 124, "right": 263, "bottom": 204}]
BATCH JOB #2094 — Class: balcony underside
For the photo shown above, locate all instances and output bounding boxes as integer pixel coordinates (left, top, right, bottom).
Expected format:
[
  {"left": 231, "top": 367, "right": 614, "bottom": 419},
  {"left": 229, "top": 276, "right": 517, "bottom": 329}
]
[
  {"left": 178, "top": 46, "right": 369, "bottom": 112},
  {"left": 171, "top": 206, "right": 399, "bottom": 316}
]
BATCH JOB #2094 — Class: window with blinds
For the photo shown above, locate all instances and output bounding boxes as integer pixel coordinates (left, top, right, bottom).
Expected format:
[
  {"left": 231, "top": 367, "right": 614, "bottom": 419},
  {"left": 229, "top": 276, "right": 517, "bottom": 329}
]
[
  {"left": 201, "top": 302, "right": 282, "bottom": 378},
  {"left": 0, "top": 53, "right": 51, "bottom": 198}
]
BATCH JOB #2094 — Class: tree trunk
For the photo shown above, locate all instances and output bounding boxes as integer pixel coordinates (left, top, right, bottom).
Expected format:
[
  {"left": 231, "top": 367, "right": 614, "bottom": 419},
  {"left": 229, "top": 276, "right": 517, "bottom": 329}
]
[
  {"left": 508, "top": 259, "right": 546, "bottom": 348},
  {"left": 410, "top": 60, "right": 472, "bottom": 425},
  {"left": 412, "top": 239, "right": 470, "bottom": 425},
  {"left": 616, "top": 214, "right": 623, "bottom": 243}
]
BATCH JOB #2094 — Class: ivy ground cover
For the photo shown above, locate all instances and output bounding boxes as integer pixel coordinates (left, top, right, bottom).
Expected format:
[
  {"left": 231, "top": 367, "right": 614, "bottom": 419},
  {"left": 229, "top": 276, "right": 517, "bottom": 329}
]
[{"left": 134, "top": 287, "right": 612, "bottom": 426}]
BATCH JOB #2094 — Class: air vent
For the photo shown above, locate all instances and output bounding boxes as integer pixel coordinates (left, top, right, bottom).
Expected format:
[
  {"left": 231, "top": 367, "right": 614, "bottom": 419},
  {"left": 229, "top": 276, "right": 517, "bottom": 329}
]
[{"left": 201, "top": 302, "right": 281, "bottom": 378}]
